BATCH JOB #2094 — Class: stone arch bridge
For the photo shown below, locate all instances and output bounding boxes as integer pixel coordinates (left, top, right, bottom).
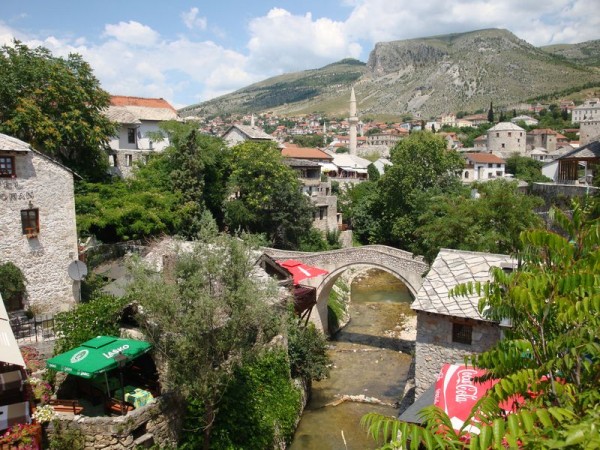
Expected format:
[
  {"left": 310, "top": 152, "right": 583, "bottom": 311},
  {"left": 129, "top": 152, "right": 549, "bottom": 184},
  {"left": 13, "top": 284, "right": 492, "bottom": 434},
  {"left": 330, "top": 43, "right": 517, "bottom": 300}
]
[{"left": 262, "top": 245, "right": 428, "bottom": 333}]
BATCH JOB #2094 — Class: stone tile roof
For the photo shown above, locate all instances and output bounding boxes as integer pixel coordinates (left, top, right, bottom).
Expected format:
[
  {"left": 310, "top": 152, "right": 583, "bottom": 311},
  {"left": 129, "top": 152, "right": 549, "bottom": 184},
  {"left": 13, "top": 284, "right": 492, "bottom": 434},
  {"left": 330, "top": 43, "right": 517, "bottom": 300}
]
[
  {"left": 488, "top": 122, "right": 525, "bottom": 132},
  {"left": 556, "top": 140, "right": 600, "bottom": 160},
  {"left": 105, "top": 106, "right": 142, "bottom": 124},
  {"left": 411, "top": 249, "right": 513, "bottom": 321},
  {"left": 0, "top": 133, "right": 31, "bottom": 152},
  {"left": 229, "top": 124, "right": 275, "bottom": 140}
]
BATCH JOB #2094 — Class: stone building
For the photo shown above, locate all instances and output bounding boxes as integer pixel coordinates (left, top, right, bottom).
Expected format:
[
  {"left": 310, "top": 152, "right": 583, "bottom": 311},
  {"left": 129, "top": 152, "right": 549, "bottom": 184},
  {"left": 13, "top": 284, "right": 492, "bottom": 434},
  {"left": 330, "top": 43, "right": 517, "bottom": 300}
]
[
  {"left": 105, "top": 96, "right": 180, "bottom": 178},
  {"left": 411, "top": 249, "right": 513, "bottom": 396},
  {"left": 486, "top": 122, "right": 526, "bottom": 157},
  {"left": 527, "top": 128, "right": 557, "bottom": 152},
  {"left": 222, "top": 116, "right": 281, "bottom": 148},
  {"left": 0, "top": 134, "right": 79, "bottom": 313},
  {"left": 283, "top": 158, "right": 339, "bottom": 233},
  {"left": 579, "top": 120, "right": 600, "bottom": 147}
]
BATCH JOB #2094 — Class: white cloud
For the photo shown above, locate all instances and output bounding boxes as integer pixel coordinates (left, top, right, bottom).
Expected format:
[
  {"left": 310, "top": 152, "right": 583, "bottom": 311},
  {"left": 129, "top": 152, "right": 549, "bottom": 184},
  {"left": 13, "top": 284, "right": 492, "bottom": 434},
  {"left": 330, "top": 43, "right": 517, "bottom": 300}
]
[
  {"left": 343, "top": 0, "right": 600, "bottom": 47},
  {"left": 247, "top": 8, "right": 362, "bottom": 73},
  {"left": 103, "top": 21, "right": 160, "bottom": 46},
  {"left": 181, "top": 7, "right": 207, "bottom": 31}
]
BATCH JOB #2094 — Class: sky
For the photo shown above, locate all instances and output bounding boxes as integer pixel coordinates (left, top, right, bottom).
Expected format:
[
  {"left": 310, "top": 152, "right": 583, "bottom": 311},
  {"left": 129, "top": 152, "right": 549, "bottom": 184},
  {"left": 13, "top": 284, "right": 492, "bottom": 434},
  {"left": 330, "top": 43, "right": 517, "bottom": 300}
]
[{"left": 1, "top": 0, "right": 599, "bottom": 109}]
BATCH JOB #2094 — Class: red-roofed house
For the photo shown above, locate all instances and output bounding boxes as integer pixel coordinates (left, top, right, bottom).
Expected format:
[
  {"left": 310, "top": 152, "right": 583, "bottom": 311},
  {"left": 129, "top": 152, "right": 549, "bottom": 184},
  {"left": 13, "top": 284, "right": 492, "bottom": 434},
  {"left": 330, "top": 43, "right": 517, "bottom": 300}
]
[
  {"left": 105, "top": 95, "right": 180, "bottom": 177},
  {"left": 462, "top": 153, "right": 506, "bottom": 182},
  {"left": 281, "top": 144, "right": 333, "bottom": 163}
]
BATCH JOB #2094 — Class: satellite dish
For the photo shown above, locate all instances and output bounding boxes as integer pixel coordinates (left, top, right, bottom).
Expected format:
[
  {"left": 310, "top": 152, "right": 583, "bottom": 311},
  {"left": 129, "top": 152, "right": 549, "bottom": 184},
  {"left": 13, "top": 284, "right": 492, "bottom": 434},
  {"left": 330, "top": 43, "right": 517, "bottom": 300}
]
[{"left": 68, "top": 260, "right": 88, "bottom": 281}]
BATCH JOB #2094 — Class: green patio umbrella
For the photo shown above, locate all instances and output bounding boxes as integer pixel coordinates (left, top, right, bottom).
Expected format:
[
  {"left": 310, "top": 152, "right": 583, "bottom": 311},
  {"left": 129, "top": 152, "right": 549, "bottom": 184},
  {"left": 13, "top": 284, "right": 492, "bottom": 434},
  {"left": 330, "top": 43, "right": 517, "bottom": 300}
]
[{"left": 46, "top": 336, "right": 152, "bottom": 378}]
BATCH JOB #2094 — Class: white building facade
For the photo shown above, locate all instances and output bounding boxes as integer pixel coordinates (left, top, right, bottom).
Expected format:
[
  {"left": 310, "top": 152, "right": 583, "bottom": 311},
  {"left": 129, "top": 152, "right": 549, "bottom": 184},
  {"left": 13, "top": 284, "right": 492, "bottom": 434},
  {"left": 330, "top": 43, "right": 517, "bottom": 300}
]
[
  {"left": 0, "top": 134, "right": 79, "bottom": 313},
  {"left": 572, "top": 98, "right": 600, "bottom": 124},
  {"left": 106, "top": 96, "right": 180, "bottom": 178}
]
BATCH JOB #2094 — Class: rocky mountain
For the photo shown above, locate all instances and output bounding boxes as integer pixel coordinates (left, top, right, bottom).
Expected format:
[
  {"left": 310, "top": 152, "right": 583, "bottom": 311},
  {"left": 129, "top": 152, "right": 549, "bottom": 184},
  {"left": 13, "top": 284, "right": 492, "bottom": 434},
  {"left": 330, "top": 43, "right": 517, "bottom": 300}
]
[
  {"left": 181, "top": 29, "right": 600, "bottom": 119},
  {"left": 541, "top": 39, "right": 600, "bottom": 68}
]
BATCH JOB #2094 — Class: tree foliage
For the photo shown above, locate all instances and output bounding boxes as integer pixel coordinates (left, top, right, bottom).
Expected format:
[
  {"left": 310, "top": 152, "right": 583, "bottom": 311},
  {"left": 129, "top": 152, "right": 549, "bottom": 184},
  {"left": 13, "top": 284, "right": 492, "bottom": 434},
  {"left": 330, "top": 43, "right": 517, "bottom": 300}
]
[
  {"left": 129, "top": 233, "right": 281, "bottom": 450},
  {"left": 352, "top": 132, "right": 464, "bottom": 248},
  {"left": 505, "top": 154, "right": 552, "bottom": 183},
  {"left": 363, "top": 200, "right": 600, "bottom": 449},
  {"left": 413, "top": 179, "right": 544, "bottom": 262},
  {"left": 0, "top": 41, "right": 116, "bottom": 180},
  {"left": 224, "top": 141, "right": 315, "bottom": 249}
]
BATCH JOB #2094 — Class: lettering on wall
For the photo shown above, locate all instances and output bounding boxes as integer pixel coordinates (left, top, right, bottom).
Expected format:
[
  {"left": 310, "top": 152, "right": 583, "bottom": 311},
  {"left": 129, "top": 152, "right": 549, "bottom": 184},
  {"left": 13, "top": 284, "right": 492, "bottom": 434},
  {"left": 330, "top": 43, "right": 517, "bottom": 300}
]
[{"left": 0, "top": 192, "right": 34, "bottom": 201}]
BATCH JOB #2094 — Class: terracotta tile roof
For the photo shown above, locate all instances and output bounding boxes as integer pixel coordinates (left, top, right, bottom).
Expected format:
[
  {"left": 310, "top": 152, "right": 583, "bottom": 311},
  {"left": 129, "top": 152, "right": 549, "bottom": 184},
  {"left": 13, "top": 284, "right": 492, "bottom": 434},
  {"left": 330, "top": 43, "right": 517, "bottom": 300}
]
[
  {"left": 464, "top": 153, "right": 505, "bottom": 164},
  {"left": 282, "top": 145, "right": 333, "bottom": 160},
  {"left": 110, "top": 96, "right": 177, "bottom": 112},
  {"left": 411, "top": 249, "right": 514, "bottom": 321}
]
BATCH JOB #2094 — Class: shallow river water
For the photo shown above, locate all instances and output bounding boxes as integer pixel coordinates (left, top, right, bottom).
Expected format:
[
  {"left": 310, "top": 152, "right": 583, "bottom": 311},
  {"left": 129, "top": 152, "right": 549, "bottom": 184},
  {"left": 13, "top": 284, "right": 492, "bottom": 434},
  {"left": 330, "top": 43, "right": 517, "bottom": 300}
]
[{"left": 289, "top": 270, "right": 414, "bottom": 450}]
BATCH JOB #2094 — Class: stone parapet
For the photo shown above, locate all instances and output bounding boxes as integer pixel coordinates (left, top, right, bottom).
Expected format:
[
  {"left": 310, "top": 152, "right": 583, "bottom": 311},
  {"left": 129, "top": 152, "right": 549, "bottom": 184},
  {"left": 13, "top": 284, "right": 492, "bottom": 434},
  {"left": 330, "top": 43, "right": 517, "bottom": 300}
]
[{"left": 48, "top": 392, "right": 183, "bottom": 449}]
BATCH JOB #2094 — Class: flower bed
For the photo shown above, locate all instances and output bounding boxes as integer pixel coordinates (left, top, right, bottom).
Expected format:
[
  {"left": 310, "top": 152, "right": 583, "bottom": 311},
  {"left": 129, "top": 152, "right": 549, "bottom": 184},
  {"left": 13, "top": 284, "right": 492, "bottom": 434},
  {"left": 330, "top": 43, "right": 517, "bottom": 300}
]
[{"left": 0, "top": 423, "right": 42, "bottom": 450}]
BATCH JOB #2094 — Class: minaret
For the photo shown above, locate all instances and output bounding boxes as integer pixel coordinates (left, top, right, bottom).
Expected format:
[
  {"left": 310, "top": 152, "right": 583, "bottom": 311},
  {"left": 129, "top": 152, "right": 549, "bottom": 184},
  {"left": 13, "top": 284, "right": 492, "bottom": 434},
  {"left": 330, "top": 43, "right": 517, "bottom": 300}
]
[
  {"left": 323, "top": 121, "right": 327, "bottom": 146},
  {"left": 349, "top": 87, "right": 358, "bottom": 155}
]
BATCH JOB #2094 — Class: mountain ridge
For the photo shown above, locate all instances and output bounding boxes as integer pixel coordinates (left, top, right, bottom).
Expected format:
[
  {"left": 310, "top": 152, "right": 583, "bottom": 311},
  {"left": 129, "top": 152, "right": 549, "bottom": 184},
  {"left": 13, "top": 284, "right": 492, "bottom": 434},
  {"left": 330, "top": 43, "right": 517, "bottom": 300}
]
[{"left": 180, "top": 29, "right": 600, "bottom": 119}]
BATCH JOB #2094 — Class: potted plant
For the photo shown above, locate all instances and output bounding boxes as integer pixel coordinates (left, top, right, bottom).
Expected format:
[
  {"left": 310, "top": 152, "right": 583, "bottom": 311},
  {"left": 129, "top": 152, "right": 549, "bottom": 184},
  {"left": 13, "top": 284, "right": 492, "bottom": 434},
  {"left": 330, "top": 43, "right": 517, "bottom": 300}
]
[{"left": 27, "top": 378, "right": 52, "bottom": 405}]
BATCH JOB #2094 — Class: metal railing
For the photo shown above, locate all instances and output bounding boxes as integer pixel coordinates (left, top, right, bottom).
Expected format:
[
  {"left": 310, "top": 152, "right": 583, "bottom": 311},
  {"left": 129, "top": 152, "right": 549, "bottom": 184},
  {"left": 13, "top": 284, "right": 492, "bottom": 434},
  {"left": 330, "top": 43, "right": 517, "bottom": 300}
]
[{"left": 10, "top": 314, "right": 56, "bottom": 343}]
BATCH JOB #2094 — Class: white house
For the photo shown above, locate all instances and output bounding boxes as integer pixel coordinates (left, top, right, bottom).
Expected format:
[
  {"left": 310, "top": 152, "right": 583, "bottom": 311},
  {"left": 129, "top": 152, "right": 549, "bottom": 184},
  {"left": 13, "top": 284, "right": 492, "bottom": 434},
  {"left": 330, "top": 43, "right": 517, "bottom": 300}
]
[
  {"left": 0, "top": 134, "right": 79, "bottom": 313},
  {"left": 222, "top": 117, "right": 280, "bottom": 148},
  {"left": 105, "top": 96, "right": 180, "bottom": 178},
  {"left": 462, "top": 153, "right": 506, "bottom": 182},
  {"left": 572, "top": 98, "right": 600, "bottom": 123}
]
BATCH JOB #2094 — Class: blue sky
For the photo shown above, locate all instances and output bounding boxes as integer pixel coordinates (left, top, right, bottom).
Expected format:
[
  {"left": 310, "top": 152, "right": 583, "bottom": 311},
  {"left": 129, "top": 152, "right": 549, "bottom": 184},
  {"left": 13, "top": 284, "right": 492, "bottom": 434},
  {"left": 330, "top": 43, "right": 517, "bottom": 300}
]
[{"left": 2, "top": 1, "right": 598, "bottom": 108}]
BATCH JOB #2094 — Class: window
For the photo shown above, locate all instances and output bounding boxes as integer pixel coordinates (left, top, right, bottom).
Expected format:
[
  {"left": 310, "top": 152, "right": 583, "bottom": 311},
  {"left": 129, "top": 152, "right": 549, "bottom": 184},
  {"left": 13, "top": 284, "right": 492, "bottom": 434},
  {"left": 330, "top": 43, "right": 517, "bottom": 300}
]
[
  {"left": 127, "top": 128, "right": 136, "bottom": 144},
  {"left": 501, "top": 143, "right": 505, "bottom": 148},
  {"left": 452, "top": 323, "right": 472, "bottom": 345},
  {"left": 508, "top": 132, "right": 512, "bottom": 137},
  {"left": 488, "top": 173, "right": 493, "bottom": 179},
  {"left": 496, "top": 133, "right": 499, "bottom": 137},
  {"left": 488, "top": 163, "right": 493, "bottom": 168},
  {"left": 319, "top": 206, "right": 327, "bottom": 220},
  {"left": 496, "top": 171, "right": 503, "bottom": 177},
  {"left": 125, "top": 154, "right": 133, "bottom": 167},
  {"left": 464, "top": 171, "right": 469, "bottom": 179},
  {"left": 0, "top": 156, "right": 15, "bottom": 177},
  {"left": 21, "top": 208, "right": 39, "bottom": 235}
]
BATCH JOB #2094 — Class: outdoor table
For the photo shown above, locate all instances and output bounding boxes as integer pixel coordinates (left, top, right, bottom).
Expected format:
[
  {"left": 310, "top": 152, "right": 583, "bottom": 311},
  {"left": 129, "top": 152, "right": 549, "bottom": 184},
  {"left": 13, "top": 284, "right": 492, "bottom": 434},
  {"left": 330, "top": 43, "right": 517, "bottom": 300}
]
[
  {"left": 90, "top": 375, "right": 120, "bottom": 393},
  {"left": 114, "top": 386, "right": 154, "bottom": 409},
  {"left": 0, "top": 370, "right": 23, "bottom": 392}
]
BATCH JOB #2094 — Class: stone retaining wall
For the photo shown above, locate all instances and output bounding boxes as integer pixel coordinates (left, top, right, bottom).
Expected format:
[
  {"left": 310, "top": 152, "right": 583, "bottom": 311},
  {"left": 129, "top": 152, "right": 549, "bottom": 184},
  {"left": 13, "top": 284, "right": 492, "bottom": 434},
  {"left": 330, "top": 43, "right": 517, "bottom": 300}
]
[{"left": 48, "top": 392, "right": 183, "bottom": 449}]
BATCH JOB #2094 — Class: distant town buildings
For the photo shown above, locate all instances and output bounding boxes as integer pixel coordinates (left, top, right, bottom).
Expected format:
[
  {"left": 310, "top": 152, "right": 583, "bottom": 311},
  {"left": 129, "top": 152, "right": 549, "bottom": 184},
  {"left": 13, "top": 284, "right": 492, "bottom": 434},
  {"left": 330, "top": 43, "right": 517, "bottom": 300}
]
[
  {"left": 0, "top": 133, "right": 79, "bottom": 313},
  {"left": 572, "top": 98, "right": 600, "bottom": 123}
]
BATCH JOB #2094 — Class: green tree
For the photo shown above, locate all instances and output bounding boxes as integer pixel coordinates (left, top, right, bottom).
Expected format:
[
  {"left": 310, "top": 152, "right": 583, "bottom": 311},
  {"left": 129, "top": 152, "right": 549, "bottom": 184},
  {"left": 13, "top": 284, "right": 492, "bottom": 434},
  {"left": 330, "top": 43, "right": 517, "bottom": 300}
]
[
  {"left": 129, "top": 234, "right": 281, "bottom": 450},
  {"left": 505, "top": 154, "right": 552, "bottom": 183},
  {"left": 367, "top": 162, "right": 380, "bottom": 181},
  {"left": 364, "top": 132, "right": 464, "bottom": 248},
  {"left": 224, "top": 141, "right": 314, "bottom": 249},
  {"left": 413, "top": 179, "right": 543, "bottom": 262},
  {"left": 0, "top": 41, "right": 116, "bottom": 180},
  {"left": 487, "top": 101, "right": 494, "bottom": 123},
  {"left": 363, "top": 201, "right": 600, "bottom": 448}
]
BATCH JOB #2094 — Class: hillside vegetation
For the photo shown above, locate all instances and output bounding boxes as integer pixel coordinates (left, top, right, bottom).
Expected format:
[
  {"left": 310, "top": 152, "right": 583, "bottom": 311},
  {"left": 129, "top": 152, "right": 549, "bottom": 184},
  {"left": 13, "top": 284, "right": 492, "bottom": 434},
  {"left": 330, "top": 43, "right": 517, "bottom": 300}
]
[{"left": 181, "top": 29, "right": 600, "bottom": 119}]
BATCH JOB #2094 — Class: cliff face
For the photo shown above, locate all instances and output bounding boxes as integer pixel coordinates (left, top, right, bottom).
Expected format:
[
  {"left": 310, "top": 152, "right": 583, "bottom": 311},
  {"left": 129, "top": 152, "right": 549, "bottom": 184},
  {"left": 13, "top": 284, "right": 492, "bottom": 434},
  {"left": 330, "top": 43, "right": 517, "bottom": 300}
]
[{"left": 182, "top": 29, "right": 600, "bottom": 119}]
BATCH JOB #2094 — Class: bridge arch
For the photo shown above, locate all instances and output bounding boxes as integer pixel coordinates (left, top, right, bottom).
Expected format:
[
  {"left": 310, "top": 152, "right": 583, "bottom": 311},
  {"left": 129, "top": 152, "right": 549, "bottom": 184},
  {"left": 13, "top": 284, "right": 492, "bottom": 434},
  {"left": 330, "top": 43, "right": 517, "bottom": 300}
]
[{"left": 262, "top": 245, "right": 428, "bottom": 334}]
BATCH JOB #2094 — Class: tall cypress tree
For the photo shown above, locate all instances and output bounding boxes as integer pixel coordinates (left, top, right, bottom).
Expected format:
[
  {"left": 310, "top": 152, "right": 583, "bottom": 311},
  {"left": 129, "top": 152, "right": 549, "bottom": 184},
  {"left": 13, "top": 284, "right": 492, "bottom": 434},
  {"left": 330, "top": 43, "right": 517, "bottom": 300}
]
[{"left": 487, "top": 101, "right": 494, "bottom": 123}]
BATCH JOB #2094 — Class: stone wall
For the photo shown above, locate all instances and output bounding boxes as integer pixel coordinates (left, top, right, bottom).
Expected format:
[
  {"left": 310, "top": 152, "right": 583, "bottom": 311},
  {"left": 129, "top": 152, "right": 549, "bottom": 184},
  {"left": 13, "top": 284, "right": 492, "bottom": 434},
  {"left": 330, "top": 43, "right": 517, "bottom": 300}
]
[
  {"left": 311, "top": 194, "right": 338, "bottom": 233},
  {"left": 48, "top": 392, "right": 183, "bottom": 449},
  {"left": 579, "top": 121, "right": 600, "bottom": 146},
  {"left": 0, "top": 150, "right": 78, "bottom": 313},
  {"left": 414, "top": 312, "right": 501, "bottom": 396}
]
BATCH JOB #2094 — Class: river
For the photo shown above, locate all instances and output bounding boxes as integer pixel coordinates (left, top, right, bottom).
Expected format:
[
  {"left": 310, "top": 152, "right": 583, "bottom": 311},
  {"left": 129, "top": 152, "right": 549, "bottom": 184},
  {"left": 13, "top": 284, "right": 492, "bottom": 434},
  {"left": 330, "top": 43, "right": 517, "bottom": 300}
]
[{"left": 290, "top": 269, "right": 415, "bottom": 450}]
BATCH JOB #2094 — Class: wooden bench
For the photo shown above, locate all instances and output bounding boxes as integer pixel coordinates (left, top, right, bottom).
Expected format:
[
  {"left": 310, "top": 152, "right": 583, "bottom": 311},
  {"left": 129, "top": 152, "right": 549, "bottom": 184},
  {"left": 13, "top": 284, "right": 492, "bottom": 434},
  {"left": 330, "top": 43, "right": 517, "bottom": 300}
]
[{"left": 49, "top": 399, "right": 84, "bottom": 415}]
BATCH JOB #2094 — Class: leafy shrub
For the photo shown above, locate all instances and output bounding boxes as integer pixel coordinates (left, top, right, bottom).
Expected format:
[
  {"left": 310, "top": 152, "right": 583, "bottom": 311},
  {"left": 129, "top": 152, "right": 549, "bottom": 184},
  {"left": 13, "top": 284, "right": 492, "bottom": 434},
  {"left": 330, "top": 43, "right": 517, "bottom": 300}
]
[
  {"left": 0, "top": 261, "right": 27, "bottom": 308},
  {"left": 288, "top": 316, "right": 330, "bottom": 381},
  {"left": 180, "top": 350, "right": 301, "bottom": 450},
  {"left": 48, "top": 421, "right": 85, "bottom": 450},
  {"left": 53, "top": 294, "right": 127, "bottom": 354}
]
